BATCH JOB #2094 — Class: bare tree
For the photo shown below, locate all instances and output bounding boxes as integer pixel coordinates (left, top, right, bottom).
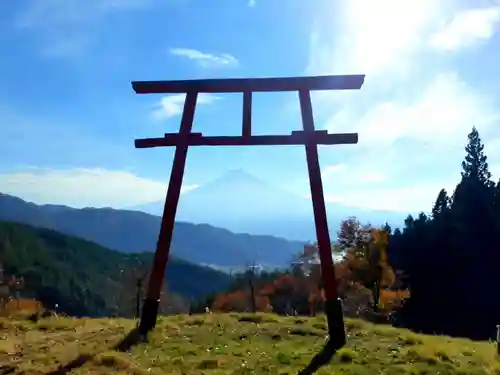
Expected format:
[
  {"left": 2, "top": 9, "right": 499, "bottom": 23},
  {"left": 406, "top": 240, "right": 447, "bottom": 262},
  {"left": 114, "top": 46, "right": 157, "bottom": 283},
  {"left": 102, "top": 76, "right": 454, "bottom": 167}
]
[
  {"left": 246, "top": 261, "right": 262, "bottom": 313},
  {"left": 0, "top": 263, "right": 9, "bottom": 311},
  {"left": 115, "top": 260, "right": 150, "bottom": 319}
]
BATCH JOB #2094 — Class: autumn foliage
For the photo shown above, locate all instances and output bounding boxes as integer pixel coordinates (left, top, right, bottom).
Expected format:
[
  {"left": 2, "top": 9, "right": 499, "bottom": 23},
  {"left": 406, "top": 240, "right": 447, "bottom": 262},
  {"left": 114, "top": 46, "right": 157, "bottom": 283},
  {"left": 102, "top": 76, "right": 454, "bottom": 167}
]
[
  {"left": 212, "top": 290, "right": 271, "bottom": 312},
  {"left": 0, "top": 298, "right": 43, "bottom": 316},
  {"left": 211, "top": 218, "right": 410, "bottom": 319}
]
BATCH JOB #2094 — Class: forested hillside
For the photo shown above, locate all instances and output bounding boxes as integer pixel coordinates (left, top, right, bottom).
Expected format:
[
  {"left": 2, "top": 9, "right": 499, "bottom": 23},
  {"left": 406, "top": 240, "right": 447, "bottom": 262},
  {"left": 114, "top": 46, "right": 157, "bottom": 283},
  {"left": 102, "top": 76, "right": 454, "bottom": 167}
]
[
  {"left": 389, "top": 127, "right": 500, "bottom": 339},
  {"left": 0, "top": 221, "right": 232, "bottom": 317},
  {"left": 0, "top": 195, "right": 303, "bottom": 267}
]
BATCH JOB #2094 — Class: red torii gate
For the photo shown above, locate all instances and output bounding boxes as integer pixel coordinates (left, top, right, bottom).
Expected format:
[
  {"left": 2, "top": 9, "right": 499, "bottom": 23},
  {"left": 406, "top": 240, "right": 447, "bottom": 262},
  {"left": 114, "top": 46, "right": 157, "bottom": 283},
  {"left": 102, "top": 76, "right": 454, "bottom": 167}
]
[{"left": 132, "top": 74, "right": 365, "bottom": 350}]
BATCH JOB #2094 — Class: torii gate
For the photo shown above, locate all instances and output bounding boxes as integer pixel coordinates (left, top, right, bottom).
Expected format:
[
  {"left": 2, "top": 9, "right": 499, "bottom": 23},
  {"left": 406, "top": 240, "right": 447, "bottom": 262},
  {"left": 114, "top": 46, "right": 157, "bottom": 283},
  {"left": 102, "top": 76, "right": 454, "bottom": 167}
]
[{"left": 132, "top": 74, "right": 365, "bottom": 350}]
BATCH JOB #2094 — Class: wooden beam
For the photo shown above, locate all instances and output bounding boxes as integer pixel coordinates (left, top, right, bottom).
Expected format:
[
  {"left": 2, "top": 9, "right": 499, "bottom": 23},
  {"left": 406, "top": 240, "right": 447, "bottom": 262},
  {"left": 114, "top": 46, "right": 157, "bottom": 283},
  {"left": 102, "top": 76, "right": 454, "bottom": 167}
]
[
  {"left": 138, "top": 92, "right": 198, "bottom": 334},
  {"left": 298, "top": 88, "right": 345, "bottom": 348},
  {"left": 132, "top": 75, "right": 365, "bottom": 94},
  {"left": 135, "top": 132, "right": 358, "bottom": 148},
  {"left": 242, "top": 91, "right": 252, "bottom": 137}
]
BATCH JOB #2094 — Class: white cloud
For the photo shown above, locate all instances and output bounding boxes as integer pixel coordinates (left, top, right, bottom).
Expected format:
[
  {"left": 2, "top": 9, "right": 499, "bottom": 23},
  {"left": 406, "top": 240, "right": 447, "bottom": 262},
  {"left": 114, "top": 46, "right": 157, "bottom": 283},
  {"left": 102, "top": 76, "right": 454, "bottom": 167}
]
[
  {"left": 17, "top": 0, "right": 149, "bottom": 28},
  {"left": 429, "top": 6, "right": 500, "bottom": 51},
  {"left": 151, "top": 93, "right": 222, "bottom": 121},
  {"left": 323, "top": 164, "right": 346, "bottom": 175},
  {"left": 307, "top": 0, "right": 441, "bottom": 80},
  {"left": 491, "top": 163, "right": 500, "bottom": 182},
  {"left": 317, "top": 72, "right": 499, "bottom": 212},
  {"left": 341, "top": 0, "right": 436, "bottom": 76},
  {"left": 169, "top": 48, "right": 239, "bottom": 68},
  {"left": 15, "top": 0, "right": 152, "bottom": 57},
  {"left": 323, "top": 183, "right": 455, "bottom": 212},
  {"left": 326, "top": 72, "right": 499, "bottom": 150},
  {"left": 304, "top": 2, "right": 500, "bottom": 213},
  {"left": 358, "top": 172, "right": 386, "bottom": 183},
  {"left": 486, "top": 136, "right": 500, "bottom": 162},
  {"left": 0, "top": 168, "right": 199, "bottom": 208},
  {"left": 300, "top": 181, "right": 455, "bottom": 212},
  {"left": 323, "top": 163, "right": 387, "bottom": 184},
  {"left": 248, "top": 0, "right": 256, "bottom": 7}
]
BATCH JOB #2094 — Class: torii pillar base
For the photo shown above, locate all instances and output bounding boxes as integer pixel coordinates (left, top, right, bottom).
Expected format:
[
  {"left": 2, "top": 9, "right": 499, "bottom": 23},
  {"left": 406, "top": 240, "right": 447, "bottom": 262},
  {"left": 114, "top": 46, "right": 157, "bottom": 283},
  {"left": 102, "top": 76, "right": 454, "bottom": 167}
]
[{"left": 325, "top": 298, "right": 346, "bottom": 348}]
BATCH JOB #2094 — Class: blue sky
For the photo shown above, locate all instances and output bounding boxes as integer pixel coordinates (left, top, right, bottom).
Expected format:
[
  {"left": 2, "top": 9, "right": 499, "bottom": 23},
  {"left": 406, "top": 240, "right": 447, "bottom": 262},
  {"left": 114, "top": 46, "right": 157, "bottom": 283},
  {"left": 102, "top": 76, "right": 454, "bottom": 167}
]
[{"left": 1, "top": 0, "right": 500, "bottom": 214}]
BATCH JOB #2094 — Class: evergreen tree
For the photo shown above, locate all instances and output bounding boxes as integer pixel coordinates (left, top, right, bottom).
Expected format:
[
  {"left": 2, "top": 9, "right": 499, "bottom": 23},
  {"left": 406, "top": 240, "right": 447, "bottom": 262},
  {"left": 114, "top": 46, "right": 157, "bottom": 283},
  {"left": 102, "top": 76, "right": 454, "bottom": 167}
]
[
  {"left": 494, "top": 180, "right": 500, "bottom": 215},
  {"left": 431, "top": 189, "right": 450, "bottom": 219},
  {"left": 394, "top": 127, "right": 500, "bottom": 339},
  {"left": 403, "top": 215, "right": 414, "bottom": 234},
  {"left": 381, "top": 223, "right": 392, "bottom": 234},
  {"left": 460, "top": 127, "right": 492, "bottom": 184},
  {"left": 452, "top": 127, "right": 496, "bottom": 252}
]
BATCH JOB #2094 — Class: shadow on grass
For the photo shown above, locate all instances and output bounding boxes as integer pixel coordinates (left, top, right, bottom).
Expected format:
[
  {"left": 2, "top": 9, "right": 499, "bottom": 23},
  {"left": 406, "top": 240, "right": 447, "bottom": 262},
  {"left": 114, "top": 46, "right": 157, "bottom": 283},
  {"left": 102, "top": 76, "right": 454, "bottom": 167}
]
[
  {"left": 46, "top": 327, "right": 338, "bottom": 375},
  {"left": 45, "top": 328, "right": 143, "bottom": 375},
  {"left": 298, "top": 340, "right": 338, "bottom": 375},
  {"left": 0, "top": 365, "right": 18, "bottom": 375}
]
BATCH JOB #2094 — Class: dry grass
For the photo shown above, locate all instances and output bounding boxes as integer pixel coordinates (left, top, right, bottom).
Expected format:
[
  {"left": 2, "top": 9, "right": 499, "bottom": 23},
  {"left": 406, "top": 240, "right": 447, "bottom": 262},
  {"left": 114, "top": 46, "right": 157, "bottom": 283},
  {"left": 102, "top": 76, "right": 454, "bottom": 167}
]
[{"left": 0, "top": 313, "right": 499, "bottom": 374}]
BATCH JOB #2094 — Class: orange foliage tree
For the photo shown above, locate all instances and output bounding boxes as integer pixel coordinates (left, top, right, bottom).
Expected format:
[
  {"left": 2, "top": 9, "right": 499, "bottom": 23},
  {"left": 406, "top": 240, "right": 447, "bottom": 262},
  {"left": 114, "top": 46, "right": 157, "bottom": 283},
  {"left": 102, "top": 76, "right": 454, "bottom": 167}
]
[
  {"left": 338, "top": 217, "right": 408, "bottom": 313},
  {"left": 378, "top": 289, "right": 410, "bottom": 311},
  {"left": 211, "top": 216, "right": 410, "bottom": 318},
  {"left": 212, "top": 290, "right": 271, "bottom": 312}
]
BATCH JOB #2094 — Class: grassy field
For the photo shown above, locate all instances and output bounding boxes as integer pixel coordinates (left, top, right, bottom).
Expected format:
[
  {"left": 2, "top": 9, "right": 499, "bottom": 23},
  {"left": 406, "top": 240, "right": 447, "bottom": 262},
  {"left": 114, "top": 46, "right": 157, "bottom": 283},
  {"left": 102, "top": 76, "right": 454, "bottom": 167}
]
[{"left": 0, "top": 313, "right": 499, "bottom": 375}]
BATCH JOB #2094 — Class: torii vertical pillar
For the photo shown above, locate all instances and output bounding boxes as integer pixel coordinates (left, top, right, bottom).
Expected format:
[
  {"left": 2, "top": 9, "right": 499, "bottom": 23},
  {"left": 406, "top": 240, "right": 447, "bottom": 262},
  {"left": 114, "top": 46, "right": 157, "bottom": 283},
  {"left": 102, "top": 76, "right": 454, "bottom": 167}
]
[
  {"left": 131, "top": 75, "right": 365, "bottom": 345},
  {"left": 299, "top": 89, "right": 345, "bottom": 348},
  {"left": 139, "top": 92, "right": 198, "bottom": 333}
]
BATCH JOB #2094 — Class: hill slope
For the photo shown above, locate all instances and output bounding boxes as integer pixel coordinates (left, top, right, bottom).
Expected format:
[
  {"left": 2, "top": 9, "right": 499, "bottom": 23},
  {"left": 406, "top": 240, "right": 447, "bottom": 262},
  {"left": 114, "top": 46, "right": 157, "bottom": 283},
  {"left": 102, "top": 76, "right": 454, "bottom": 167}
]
[
  {"left": 0, "top": 221, "right": 232, "bottom": 316},
  {"left": 0, "top": 314, "right": 496, "bottom": 374},
  {"left": 0, "top": 193, "right": 304, "bottom": 267}
]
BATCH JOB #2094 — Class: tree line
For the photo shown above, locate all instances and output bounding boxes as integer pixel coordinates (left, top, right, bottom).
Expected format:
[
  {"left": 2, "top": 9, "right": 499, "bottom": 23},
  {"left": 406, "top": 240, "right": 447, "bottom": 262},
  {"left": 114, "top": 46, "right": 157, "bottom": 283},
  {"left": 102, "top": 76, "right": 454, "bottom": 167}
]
[
  {"left": 390, "top": 127, "right": 500, "bottom": 339},
  {"left": 201, "top": 223, "right": 409, "bottom": 322},
  {"left": 203, "top": 127, "right": 500, "bottom": 341}
]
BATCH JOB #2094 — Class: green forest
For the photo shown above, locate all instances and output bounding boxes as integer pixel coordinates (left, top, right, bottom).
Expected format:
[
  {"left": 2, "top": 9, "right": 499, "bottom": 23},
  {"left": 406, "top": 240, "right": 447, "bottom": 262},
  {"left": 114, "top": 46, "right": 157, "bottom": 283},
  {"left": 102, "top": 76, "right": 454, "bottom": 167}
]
[
  {"left": 0, "top": 221, "right": 232, "bottom": 317},
  {"left": 389, "top": 127, "right": 500, "bottom": 339}
]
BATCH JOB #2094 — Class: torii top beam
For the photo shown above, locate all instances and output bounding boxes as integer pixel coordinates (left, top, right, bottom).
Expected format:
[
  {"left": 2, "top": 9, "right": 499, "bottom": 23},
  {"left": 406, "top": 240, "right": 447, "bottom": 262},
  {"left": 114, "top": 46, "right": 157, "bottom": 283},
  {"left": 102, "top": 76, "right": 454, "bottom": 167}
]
[
  {"left": 133, "top": 74, "right": 365, "bottom": 149},
  {"left": 132, "top": 74, "right": 365, "bottom": 94}
]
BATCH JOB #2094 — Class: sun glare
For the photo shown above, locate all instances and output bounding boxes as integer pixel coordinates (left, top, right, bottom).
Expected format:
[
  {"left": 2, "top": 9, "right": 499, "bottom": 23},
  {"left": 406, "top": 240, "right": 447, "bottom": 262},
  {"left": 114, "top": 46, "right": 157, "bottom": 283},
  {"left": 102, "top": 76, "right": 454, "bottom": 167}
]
[{"left": 341, "top": 0, "right": 439, "bottom": 75}]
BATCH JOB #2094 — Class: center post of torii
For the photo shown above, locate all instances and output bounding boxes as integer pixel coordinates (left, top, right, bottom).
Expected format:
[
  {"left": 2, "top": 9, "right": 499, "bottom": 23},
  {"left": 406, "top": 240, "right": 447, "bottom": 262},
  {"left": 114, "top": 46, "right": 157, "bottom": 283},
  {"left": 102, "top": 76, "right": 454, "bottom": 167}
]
[{"left": 132, "top": 74, "right": 365, "bottom": 349}]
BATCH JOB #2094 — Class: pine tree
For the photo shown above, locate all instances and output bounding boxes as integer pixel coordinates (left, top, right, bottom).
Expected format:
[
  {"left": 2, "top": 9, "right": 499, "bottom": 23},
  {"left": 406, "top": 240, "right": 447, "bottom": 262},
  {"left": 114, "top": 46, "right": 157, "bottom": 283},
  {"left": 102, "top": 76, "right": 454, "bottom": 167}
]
[
  {"left": 460, "top": 127, "right": 492, "bottom": 185},
  {"left": 431, "top": 189, "right": 450, "bottom": 219},
  {"left": 381, "top": 223, "right": 392, "bottom": 234},
  {"left": 403, "top": 215, "right": 414, "bottom": 234},
  {"left": 451, "top": 126, "right": 496, "bottom": 263},
  {"left": 494, "top": 180, "right": 500, "bottom": 239},
  {"left": 494, "top": 180, "right": 500, "bottom": 209},
  {"left": 391, "top": 127, "right": 500, "bottom": 339},
  {"left": 453, "top": 127, "right": 495, "bottom": 210}
]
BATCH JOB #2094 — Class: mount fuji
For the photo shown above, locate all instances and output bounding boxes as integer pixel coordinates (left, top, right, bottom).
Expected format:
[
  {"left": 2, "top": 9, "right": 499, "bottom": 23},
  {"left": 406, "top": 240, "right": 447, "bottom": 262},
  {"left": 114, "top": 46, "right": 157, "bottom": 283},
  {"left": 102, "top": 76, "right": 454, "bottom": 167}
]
[{"left": 134, "top": 170, "right": 407, "bottom": 241}]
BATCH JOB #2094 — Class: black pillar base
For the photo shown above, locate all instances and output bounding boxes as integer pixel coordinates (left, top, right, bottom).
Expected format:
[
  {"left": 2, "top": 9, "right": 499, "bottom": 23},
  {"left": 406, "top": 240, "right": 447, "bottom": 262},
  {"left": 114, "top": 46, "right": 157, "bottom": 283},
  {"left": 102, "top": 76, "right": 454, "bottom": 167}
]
[
  {"left": 138, "top": 298, "right": 160, "bottom": 335},
  {"left": 324, "top": 298, "right": 346, "bottom": 350}
]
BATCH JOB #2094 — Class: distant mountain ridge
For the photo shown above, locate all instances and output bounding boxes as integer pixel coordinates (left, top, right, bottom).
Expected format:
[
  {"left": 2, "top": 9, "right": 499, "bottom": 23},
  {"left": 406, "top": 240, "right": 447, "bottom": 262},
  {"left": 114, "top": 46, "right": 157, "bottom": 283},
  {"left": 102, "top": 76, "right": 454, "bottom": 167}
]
[
  {"left": 0, "top": 192, "right": 303, "bottom": 268},
  {"left": 135, "top": 169, "right": 407, "bottom": 240}
]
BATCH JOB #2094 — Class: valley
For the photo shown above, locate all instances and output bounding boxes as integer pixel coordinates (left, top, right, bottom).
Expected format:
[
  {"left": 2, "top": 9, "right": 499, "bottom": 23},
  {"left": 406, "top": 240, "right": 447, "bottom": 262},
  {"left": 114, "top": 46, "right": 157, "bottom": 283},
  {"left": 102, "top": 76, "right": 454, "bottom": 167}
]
[
  {"left": 0, "top": 192, "right": 304, "bottom": 269},
  {"left": 0, "top": 220, "right": 232, "bottom": 316}
]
